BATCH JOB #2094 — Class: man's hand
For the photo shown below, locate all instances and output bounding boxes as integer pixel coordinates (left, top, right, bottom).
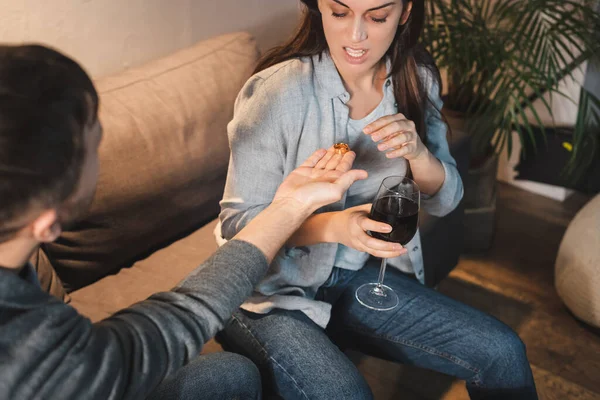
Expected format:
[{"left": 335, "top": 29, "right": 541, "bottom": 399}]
[
  {"left": 273, "top": 147, "right": 368, "bottom": 214},
  {"left": 235, "top": 147, "right": 366, "bottom": 264}
]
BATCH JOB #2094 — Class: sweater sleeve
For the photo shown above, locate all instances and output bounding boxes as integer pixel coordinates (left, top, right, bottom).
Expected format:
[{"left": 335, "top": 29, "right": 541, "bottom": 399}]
[{"left": 0, "top": 240, "right": 267, "bottom": 400}]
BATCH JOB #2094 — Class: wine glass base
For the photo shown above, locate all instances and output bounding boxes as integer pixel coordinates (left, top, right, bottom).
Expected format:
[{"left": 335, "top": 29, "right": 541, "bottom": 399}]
[{"left": 355, "top": 283, "right": 399, "bottom": 311}]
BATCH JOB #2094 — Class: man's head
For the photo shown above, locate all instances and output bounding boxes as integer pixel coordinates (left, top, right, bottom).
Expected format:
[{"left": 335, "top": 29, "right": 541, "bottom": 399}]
[{"left": 0, "top": 45, "right": 101, "bottom": 247}]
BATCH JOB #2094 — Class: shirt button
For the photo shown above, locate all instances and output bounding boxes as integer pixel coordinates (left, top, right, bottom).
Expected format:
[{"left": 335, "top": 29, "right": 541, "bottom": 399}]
[{"left": 385, "top": 80, "right": 391, "bottom": 87}]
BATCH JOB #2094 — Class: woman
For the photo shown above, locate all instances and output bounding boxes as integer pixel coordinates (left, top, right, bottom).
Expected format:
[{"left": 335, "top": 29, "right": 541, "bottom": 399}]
[{"left": 218, "top": 1, "right": 538, "bottom": 399}]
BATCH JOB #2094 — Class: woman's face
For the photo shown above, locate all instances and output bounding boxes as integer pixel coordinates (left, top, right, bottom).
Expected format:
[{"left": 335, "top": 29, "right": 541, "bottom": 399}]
[{"left": 317, "top": 0, "right": 412, "bottom": 77}]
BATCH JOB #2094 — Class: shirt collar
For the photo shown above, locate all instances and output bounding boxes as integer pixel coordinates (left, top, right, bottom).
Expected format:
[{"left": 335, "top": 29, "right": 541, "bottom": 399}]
[
  {"left": 19, "top": 262, "right": 41, "bottom": 287},
  {"left": 312, "top": 51, "right": 393, "bottom": 103}
]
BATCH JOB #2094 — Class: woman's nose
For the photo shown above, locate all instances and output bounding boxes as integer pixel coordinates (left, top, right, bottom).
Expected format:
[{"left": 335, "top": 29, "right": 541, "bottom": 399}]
[{"left": 351, "top": 18, "right": 367, "bottom": 42}]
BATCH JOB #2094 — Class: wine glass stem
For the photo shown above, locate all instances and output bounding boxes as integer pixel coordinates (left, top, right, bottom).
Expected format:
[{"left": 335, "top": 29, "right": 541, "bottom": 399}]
[{"left": 373, "top": 258, "right": 388, "bottom": 296}]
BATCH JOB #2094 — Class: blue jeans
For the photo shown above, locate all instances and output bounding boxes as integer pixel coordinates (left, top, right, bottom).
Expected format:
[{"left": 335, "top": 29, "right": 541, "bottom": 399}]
[
  {"left": 219, "top": 259, "right": 538, "bottom": 400},
  {"left": 147, "top": 352, "right": 261, "bottom": 400}
]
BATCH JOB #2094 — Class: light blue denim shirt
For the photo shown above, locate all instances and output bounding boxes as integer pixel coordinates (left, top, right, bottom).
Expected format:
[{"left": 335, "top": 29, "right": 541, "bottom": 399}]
[{"left": 218, "top": 52, "right": 463, "bottom": 327}]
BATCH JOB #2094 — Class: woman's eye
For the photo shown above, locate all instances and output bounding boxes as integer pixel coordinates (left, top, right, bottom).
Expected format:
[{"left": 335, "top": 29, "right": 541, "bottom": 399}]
[
  {"left": 332, "top": 12, "right": 347, "bottom": 18},
  {"left": 371, "top": 16, "right": 388, "bottom": 23}
]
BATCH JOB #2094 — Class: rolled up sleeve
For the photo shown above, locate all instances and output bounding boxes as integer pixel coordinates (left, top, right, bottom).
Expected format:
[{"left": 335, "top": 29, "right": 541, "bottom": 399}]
[{"left": 419, "top": 72, "right": 464, "bottom": 217}]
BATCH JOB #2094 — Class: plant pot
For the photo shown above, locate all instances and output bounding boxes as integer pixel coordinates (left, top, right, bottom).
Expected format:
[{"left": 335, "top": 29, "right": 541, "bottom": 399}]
[
  {"left": 444, "top": 111, "right": 498, "bottom": 252},
  {"left": 463, "top": 153, "right": 498, "bottom": 252},
  {"left": 465, "top": 152, "right": 498, "bottom": 209}
]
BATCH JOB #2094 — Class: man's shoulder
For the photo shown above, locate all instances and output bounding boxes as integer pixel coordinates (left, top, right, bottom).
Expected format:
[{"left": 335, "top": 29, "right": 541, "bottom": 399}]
[
  {"left": 0, "top": 265, "right": 73, "bottom": 329},
  {"left": 0, "top": 265, "right": 49, "bottom": 301}
]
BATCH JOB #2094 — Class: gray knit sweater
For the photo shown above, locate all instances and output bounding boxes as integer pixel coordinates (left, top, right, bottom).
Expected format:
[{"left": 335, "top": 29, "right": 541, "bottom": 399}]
[{"left": 0, "top": 240, "right": 267, "bottom": 400}]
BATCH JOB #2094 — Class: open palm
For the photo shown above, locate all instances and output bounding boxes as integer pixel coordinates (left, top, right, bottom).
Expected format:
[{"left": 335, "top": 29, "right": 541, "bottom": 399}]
[{"left": 273, "top": 148, "right": 368, "bottom": 212}]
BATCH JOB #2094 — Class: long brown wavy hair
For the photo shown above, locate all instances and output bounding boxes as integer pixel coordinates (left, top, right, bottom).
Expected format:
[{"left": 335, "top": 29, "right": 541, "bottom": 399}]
[{"left": 254, "top": 0, "right": 443, "bottom": 144}]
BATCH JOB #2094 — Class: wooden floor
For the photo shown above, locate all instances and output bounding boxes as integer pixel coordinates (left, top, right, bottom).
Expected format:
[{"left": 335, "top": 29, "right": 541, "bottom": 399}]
[{"left": 350, "top": 183, "right": 600, "bottom": 400}]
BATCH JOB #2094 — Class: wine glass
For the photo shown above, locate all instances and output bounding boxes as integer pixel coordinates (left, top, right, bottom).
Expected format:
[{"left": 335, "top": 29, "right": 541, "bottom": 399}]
[{"left": 355, "top": 176, "right": 420, "bottom": 311}]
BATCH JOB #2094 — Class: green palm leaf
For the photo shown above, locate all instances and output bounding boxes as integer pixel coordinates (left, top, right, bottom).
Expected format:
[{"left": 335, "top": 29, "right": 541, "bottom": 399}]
[{"left": 423, "top": 0, "right": 600, "bottom": 180}]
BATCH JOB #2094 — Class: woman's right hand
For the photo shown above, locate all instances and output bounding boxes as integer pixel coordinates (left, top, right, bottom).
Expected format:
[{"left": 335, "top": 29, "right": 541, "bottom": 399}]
[{"left": 329, "top": 204, "right": 407, "bottom": 259}]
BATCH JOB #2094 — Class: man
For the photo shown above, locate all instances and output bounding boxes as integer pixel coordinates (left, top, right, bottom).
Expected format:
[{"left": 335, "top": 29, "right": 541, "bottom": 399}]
[{"left": 0, "top": 44, "right": 368, "bottom": 400}]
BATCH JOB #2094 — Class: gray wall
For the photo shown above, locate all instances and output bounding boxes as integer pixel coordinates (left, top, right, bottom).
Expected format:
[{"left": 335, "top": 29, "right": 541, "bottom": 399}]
[{"left": 0, "top": 0, "right": 301, "bottom": 77}]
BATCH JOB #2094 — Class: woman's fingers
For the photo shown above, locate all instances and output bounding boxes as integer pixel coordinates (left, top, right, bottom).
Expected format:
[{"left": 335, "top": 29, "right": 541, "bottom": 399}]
[
  {"left": 353, "top": 207, "right": 407, "bottom": 257},
  {"left": 357, "top": 229, "right": 401, "bottom": 251},
  {"left": 378, "top": 132, "right": 411, "bottom": 151},
  {"left": 363, "top": 113, "right": 407, "bottom": 135},
  {"left": 359, "top": 216, "right": 392, "bottom": 234},
  {"left": 369, "top": 248, "right": 408, "bottom": 258},
  {"left": 355, "top": 231, "right": 407, "bottom": 258},
  {"left": 385, "top": 144, "right": 413, "bottom": 159}
]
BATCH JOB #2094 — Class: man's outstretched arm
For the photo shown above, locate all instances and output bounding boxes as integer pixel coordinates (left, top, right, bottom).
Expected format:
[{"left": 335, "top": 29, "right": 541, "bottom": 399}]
[{"left": 0, "top": 149, "right": 366, "bottom": 400}]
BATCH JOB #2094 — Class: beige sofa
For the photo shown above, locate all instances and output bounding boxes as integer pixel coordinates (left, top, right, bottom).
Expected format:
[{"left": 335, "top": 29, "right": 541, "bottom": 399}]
[{"left": 31, "top": 32, "right": 260, "bottom": 352}]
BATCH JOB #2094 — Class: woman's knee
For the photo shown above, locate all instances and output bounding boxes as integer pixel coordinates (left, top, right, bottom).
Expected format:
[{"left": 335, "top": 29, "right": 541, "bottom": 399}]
[
  {"left": 208, "top": 352, "right": 262, "bottom": 399},
  {"left": 272, "top": 360, "right": 373, "bottom": 400},
  {"left": 486, "top": 324, "right": 528, "bottom": 363},
  {"left": 211, "top": 352, "right": 261, "bottom": 387},
  {"left": 474, "top": 320, "right": 533, "bottom": 386},
  {"left": 148, "top": 352, "right": 261, "bottom": 400},
  {"left": 221, "top": 351, "right": 260, "bottom": 371}
]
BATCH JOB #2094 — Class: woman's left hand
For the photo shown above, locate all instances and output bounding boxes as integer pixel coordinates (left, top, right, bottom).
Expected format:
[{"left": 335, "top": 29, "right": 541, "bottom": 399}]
[{"left": 363, "top": 113, "right": 428, "bottom": 161}]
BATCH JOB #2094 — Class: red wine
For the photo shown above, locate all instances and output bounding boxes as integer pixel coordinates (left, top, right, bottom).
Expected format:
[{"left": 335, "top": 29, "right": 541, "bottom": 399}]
[{"left": 370, "top": 195, "right": 419, "bottom": 245}]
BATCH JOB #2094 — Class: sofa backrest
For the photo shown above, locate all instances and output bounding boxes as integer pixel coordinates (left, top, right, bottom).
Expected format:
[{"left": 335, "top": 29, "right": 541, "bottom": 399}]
[{"left": 33, "top": 32, "right": 260, "bottom": 296}]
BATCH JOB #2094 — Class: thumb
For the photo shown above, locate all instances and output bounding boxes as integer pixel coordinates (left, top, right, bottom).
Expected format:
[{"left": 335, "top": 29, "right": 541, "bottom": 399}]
[
  {"left": 334, "top": 169, "right": 368, "bottom": 193},
  {"left": 354, "top": 203, "right": 373, "bottom": 213}
]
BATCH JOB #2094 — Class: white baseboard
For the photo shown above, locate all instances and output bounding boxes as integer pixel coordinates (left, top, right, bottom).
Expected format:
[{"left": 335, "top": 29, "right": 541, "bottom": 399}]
[{"left": 496, "top": 132, "right": 574, "bottom": 202}]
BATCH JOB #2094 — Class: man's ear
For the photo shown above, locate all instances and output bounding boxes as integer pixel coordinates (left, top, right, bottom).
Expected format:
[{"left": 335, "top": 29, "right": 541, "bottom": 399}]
[
  {"left": 30, "top": 209, "right": 62, "bottom": 243},
  {"left": 400, "top": 1, "right": 413, "bottom": 25}
]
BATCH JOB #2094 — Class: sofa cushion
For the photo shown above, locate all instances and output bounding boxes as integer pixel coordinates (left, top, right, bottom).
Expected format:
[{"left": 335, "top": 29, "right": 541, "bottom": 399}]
[
  {"left": 33, "top": 32, "right": 259, "bottom": 291},
  {"left": 29, "top": 250, "right": 70, "bottom": 301},
  {"left": 69, "top": 219, "right": 224, "bottom": 354},
  {"left": 69, "top": 219, "right": 219, "bottom": 322}
]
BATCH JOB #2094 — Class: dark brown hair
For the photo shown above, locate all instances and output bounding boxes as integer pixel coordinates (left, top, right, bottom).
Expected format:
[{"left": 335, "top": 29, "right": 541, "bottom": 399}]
[
  {"left": 0, "top": 44, "right": 99, "bottom": 241},
  {"left": 255, "top": 0, "right": 443, "bottom": 144}
]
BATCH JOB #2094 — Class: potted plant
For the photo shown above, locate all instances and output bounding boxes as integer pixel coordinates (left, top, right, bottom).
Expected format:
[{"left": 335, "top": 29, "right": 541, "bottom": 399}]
[{"left": 423, "top": 0, "right": 600, "bottom": 250}]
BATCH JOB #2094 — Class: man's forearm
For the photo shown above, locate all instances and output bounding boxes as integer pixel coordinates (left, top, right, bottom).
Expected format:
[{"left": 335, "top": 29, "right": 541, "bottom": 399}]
[
  {"left": 0, "top": 238, "right": 271, "bottom": 400},
  {"left": 234, "top": 198, "right": 314, "bottom": 263}
]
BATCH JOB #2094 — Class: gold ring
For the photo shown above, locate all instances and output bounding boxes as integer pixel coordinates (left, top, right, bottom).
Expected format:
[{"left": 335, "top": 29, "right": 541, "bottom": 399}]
[{"left": 334, "top": 142, "right": 350, "bottom": 155}]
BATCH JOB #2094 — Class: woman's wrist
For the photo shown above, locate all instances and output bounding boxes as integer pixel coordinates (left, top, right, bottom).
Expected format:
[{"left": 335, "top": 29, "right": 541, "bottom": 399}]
[
  {"left": 321, "top": 211, "right": 341, "bottom": 244},
  {"left": 285, "top": 211, "right": 339, "bottom": 248},
  {"left": 407, "top": 148, "right": 445, "bottom": 196},
  {"left": 408, "top": 146, "right": 432, "bottom": 166}
]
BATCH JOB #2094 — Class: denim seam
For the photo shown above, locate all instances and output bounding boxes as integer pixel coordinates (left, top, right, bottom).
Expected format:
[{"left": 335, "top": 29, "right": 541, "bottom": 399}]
[
  {"left": 230, "top": 316, "right": 270, "bottom": 361},
  {"left": 471, "top": 375, "right": 484, "bottom": 388},
  {"left": 345, "top": 325, "right": 481, "bottom": 375},
  {"left": 230, "top": 315, "right": 311, "bottom": 400}
]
